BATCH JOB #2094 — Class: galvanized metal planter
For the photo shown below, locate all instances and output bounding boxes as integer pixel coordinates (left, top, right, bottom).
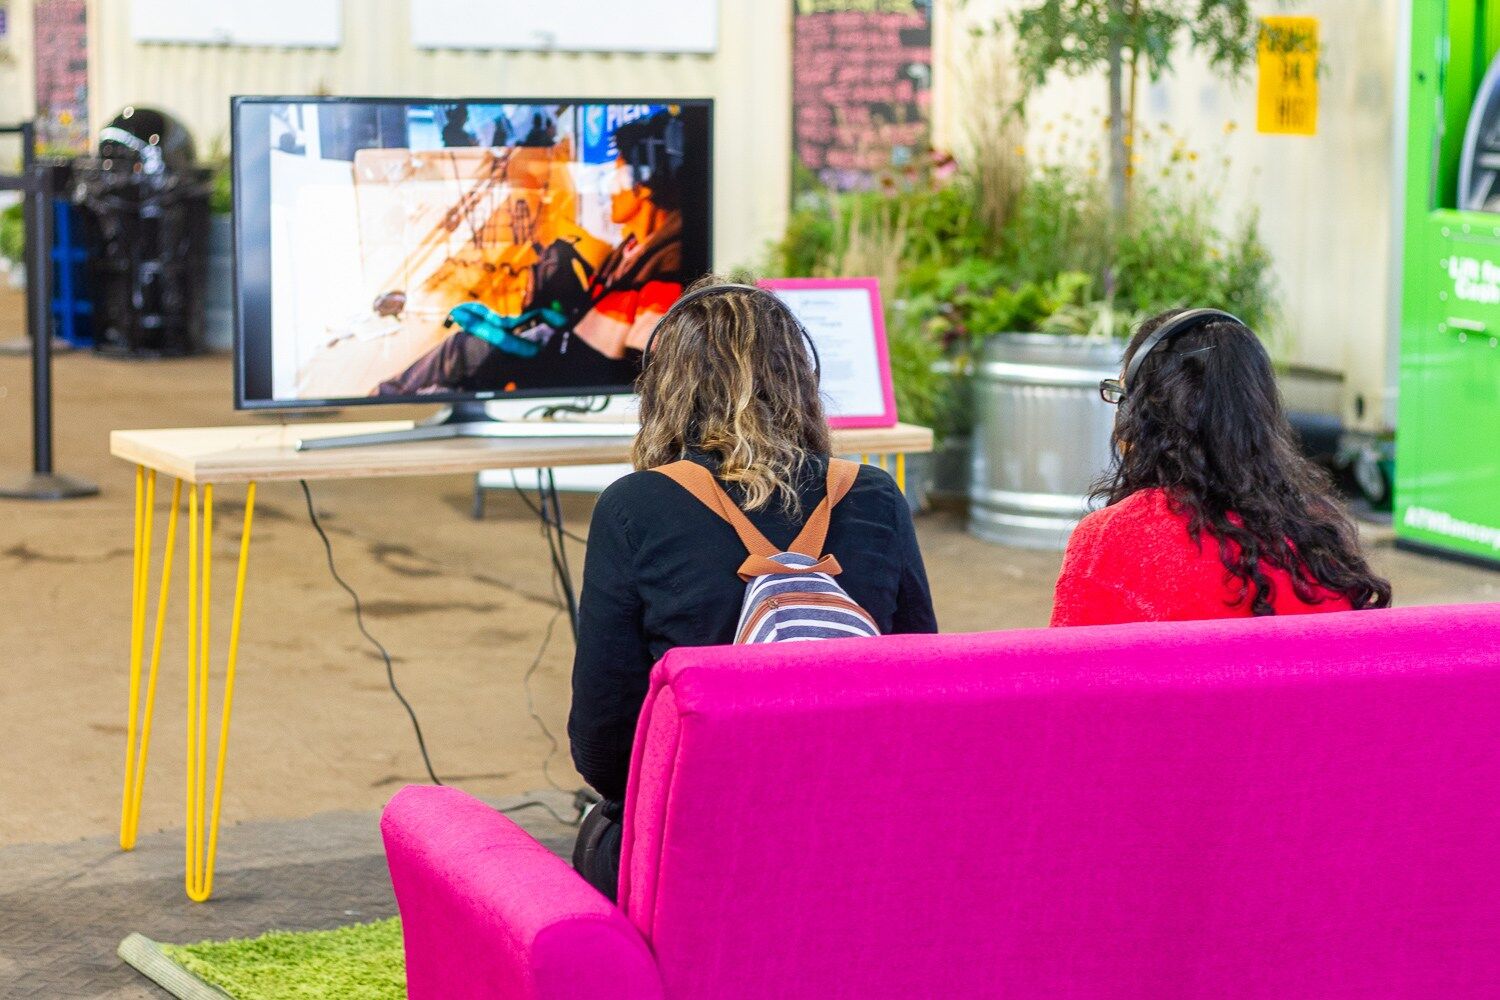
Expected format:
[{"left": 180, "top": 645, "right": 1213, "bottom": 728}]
[{"left": 969, "top": 333, "right": 1124, "bottom": 550}]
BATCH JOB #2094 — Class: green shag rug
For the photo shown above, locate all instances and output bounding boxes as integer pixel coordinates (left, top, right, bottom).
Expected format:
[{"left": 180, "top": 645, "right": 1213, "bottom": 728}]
[{"left": 119, "top": 918, "right": 405, "bottom": 999}]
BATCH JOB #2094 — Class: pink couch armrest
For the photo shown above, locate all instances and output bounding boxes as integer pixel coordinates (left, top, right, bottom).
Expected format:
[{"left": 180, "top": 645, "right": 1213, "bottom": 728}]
[{"left": 381, "top": 785, "right": 663, "bottom": 1000}]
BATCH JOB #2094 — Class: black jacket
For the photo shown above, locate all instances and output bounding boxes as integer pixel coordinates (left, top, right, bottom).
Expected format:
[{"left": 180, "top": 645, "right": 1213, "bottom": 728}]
[{"left": 567, "top": 455, "right": 938, "bottom": 800}]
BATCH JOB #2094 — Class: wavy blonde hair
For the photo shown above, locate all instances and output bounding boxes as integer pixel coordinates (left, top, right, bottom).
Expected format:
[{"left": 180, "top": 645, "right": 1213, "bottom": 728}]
[{"left": 633, "top": 277, "right": 830, "bottom": 512}]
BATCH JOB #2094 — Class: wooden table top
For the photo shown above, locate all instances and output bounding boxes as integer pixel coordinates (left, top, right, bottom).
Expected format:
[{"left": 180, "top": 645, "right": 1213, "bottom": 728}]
[{"left": 109, "top": 420, "right": 935, "bottom": 485}]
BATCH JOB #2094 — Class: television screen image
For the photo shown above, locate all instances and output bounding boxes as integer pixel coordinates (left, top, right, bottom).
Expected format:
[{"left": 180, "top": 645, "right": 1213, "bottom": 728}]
[{"left": 234, "top": 97, "right": 713, "bottom": 408}]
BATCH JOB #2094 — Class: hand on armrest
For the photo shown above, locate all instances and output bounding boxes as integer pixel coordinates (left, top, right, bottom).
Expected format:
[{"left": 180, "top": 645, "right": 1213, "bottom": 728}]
[{"left": 382, "top": 785, "right": 662, "bottom": 1000}]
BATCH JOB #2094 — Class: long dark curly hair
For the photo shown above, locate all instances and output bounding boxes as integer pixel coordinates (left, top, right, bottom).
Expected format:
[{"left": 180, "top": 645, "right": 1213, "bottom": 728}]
[{"left": 1097, "top": 309, "right": 1391, "bottom": 615}]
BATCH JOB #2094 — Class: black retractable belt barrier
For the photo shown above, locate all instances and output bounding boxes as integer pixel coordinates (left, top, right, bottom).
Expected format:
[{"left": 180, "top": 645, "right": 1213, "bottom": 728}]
[{"left": 0, "top": 121, "right": 99, "bottom": 500}]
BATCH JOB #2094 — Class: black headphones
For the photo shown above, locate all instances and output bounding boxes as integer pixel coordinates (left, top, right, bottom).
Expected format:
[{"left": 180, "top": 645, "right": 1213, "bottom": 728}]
[
  {"left": 1124, "top": 307, "right": 1247, "bottom": 386},
  {"left": 641, "top": 283, "right": 823, "bottom": 381}
]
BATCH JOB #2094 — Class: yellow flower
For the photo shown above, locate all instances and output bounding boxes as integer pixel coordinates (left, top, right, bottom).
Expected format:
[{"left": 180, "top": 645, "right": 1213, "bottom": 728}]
[
  {"left": 1188, "top": 151, "right": 1199, "bottom": 162},
  {"left": 1224, "top": 120, "right": 1239, "bottom": 135}
]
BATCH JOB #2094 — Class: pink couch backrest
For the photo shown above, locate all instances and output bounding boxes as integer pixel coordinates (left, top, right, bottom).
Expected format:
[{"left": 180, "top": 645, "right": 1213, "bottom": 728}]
[{"left": 618, "top": 604, "right": 1500, "bottom": 999}]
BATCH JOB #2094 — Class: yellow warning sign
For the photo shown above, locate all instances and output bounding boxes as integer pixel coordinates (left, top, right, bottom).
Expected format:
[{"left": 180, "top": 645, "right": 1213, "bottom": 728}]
[{"left": 1257, "top": 16, "right": 1319, "bottom": 136}]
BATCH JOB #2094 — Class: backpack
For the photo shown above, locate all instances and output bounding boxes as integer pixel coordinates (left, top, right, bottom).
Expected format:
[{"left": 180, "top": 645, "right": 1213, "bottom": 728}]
[{"left": 653, "top": 459, "right": 881, "bottom": 644}]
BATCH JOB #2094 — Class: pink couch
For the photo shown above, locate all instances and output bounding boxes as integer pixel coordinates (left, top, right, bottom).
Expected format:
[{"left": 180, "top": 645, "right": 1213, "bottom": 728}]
[{"left": 382, "top": 603, "right": 1500, "bottom": 999}]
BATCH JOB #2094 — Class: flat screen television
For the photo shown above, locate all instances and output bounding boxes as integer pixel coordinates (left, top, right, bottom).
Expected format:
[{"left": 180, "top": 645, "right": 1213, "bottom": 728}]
[{"left": 233, "top": 96, "right": 713, "bottom": 410}]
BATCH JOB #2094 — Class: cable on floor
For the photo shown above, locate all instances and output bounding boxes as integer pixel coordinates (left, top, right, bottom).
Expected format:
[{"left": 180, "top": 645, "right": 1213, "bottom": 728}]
[{"left": 300, "top": 479, "right": 584, "bottom": 827}]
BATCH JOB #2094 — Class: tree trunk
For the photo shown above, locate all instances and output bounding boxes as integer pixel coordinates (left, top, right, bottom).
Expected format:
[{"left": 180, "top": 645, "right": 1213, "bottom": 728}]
[
  {"left": 1106, "top": 9, "right": 1129, "bottom": 223},
  {"left": 1125, "top": 0, "right": 1141, "bottom": 208},
  {"left": 1102, "top": 3, "right": 1128, "bottom": 299}
]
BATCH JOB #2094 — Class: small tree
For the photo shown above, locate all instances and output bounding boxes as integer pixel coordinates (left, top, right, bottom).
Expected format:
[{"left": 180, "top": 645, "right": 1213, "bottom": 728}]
[{"left": 1011, "top": 1, "right": 1263, "bottom": 220}]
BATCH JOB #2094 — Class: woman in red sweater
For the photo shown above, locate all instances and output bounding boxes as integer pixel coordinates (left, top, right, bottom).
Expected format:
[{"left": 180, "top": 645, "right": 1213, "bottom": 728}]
[{"left": 1052, "top": 308, "right": 1390, "bottom": 626}]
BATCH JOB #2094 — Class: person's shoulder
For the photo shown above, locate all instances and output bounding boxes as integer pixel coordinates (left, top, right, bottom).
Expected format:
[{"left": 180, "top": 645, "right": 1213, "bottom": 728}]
[
  {"left": 836, "top": 460, "right": 912, "bottom": 518},
  {"left": 1081, "top": 487, "right": 1177, "bottom": 528},
  {"left": 1069, "top": 488, "right": 1184, "bottom": 553},
  {"left": 844, "top": 460, "right": 903, "bottom": 500},
  {"left": 594, "top": 467, "right": 713, "bottom": 551},
  {"left": 597, "top": 467, "right": 685, "bottom": 514}
]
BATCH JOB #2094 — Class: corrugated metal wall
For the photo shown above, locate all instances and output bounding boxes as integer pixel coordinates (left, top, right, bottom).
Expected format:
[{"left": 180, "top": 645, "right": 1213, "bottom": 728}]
[{"left": 83, "top": 0, "right": 791, "bottom": 269}]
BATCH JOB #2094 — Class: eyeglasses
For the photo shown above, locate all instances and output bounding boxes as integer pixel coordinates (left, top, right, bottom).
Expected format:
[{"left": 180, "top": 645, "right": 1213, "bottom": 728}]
[{"left": 1099, "top": 378, "right": 1126, "bottom": 404}]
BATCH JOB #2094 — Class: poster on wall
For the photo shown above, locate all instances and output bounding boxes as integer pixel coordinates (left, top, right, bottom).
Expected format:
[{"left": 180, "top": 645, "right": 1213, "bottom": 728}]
[
  {"left": 1256, "top": 15, "right": 1319, "bottom": 136},
  {"left": 131, "top": 0, "right": 342, "bottom": 47},
  {"left": 409, "top": 0, "right": 717, "bottom": 53},
  {"left": 34, "top": 0, "right": 89, "bottom": 153},
  {"left": 792, "top": 0, "right": 933, "bottom": 194}
]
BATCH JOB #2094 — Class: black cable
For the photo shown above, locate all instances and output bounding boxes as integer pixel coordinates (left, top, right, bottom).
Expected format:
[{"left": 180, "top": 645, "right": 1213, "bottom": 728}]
[
  {"left": 301, "top": 479, "right": 587, "bottom": 828},
  {"left": 540, "top": 469, "right": 580, "bottom": 638},
  {"left": 522, "top": 395, "right": 610, "bottom": 420},
  {"left": 509, "top": 470, "right": 588, "bottom": 544},
  {"left": 300, "top": 479, "right": 443, "bottom": 787},
  {"left": 523, "top": 608, "right": 566, "bottom": 792}
]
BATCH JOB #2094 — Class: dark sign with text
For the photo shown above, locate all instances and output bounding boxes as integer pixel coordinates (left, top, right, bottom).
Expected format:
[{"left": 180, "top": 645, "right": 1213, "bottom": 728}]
[{"left": 792, "top": 0, "right": 933, "bottom": 193}]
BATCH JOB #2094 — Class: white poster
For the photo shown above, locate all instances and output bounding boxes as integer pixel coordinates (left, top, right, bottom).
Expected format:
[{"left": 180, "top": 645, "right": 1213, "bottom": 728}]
[
  {"left": 131, "top": 0, "right": 341, "bottom": 46},
  {"left": 410, "top": 0, "right": 718, "bottom": 53}
]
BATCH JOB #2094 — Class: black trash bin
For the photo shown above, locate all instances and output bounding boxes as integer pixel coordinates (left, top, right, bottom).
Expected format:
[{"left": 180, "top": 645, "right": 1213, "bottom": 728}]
[{"left": 72, "top": 107, "right": 209, "bottom": 357}]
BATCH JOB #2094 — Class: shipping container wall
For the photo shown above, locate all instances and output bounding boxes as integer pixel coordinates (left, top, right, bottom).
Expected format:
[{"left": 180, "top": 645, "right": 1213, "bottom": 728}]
[
  {"left": 34, "top": 0, "right": 1405, "bottom": 428},
  {"left": 84, "top": 0, "right": 792, "bottom": 271},
  {"left": 0, "top": 2, "right": 38, "bottom": 163}
]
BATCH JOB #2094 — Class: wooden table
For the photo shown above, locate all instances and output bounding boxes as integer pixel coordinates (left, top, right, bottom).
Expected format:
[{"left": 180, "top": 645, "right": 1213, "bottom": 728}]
[{"left": 109, "top": 419, "right": 933, "bottom": 900}]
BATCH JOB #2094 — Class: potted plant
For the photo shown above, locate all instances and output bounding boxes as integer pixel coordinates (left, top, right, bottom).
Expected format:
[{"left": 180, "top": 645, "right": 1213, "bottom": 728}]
[
  {"left": 960, "top": 140, "right": 1276, "bottom": 546},
  {"left": 950, "top": 2, "right": 1286, "bottom": 548}
]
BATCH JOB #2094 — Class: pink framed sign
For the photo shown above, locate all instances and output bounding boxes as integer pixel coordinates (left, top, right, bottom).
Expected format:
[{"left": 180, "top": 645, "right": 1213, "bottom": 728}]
[{"left": 758, "top": 277, "right": 898, "bottom": 428}]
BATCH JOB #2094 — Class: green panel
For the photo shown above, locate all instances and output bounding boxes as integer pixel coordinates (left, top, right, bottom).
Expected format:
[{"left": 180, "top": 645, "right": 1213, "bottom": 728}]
[
  {"left": 1436, "top": 0, "right": 1500, "bottom": 210},
  {"left": 1397, "top": 0, "right": 1500, "bottom": 566}
]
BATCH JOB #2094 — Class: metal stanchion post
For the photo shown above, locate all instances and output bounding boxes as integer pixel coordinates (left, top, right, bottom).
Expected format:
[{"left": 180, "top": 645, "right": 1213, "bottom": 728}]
[{"left": 0, "top": 121, "right": 99, "bottom": 499}]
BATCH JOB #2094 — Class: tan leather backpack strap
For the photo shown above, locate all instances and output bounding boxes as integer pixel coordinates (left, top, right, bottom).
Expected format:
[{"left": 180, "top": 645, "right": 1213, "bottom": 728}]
[
  {"left": 652, "top": 461, "right": 779, "bottom": 558},
  {"left": 788, "top": 458, "right": 861, "bottom": 558}
]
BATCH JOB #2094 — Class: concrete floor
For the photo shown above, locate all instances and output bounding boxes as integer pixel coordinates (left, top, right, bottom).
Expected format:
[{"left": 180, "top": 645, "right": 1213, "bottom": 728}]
[{"left": 0, "top": 349, "right": 1496, "bottom": 853}]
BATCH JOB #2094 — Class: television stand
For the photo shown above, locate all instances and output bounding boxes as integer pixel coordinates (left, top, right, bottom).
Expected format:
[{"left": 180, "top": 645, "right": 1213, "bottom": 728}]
[{"left": 295, "top": 401, "right": 639, "bottom": 451}]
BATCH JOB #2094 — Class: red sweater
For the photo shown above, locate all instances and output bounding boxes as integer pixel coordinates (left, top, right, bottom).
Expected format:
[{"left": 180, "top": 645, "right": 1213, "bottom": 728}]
[{"left": 1051, "top": 488, "right": 1353, "bottom": 627}]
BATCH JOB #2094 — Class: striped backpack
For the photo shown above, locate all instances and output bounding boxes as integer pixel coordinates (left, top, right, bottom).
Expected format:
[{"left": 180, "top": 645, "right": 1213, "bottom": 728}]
[{"left": 654, "top": 458, "right": 880, "bottom": 644}]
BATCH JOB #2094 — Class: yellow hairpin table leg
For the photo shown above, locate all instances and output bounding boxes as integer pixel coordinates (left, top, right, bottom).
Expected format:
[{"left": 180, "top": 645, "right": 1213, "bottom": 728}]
[
  {"left": 182, "top": 481, "right": 256, "bottom": 902},
  {"left": 120, "top": 469, "right": 181, "bottom": 850},
  {"left": 895, "top": 452, "right": 907, "bottom": 494}
]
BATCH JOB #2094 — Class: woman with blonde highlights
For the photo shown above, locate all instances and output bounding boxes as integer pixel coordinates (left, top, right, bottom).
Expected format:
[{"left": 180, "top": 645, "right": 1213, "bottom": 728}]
[{"left": 569, "top": 278, "right": 937, "bottom": 898}]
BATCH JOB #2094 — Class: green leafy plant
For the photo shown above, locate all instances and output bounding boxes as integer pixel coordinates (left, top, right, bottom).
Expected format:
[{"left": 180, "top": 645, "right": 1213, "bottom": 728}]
[
  {"left": 1042, "top": 299, "right": 1148, "bottom": 339},
  {"left": 886, "top": 306, "right": 947, "bottom": 434},
  {"left": 208, "top": 162, "right": 232, "bottom": 215},
  {"left": 0, "top": 202, "right": 24, "bottom": 264},
  {"left": 203, "top": 135, "right": 233, "bottom": 216}
]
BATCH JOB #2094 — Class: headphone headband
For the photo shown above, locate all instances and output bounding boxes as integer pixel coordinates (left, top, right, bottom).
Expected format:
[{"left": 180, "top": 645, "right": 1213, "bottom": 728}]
[
  {"left": 642, "top": 283, "right": 822, "bottom": 380},
  {"left": 1124, "top": 308, "right": 1246, "bottom": 386}
]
